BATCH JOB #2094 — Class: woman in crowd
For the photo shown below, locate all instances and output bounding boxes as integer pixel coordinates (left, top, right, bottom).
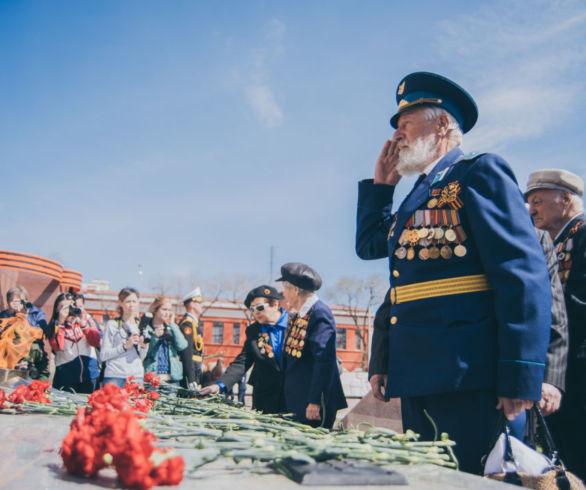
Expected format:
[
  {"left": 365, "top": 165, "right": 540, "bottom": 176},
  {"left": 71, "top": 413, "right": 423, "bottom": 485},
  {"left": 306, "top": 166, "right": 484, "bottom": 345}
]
[
  {"left": 0, "top": 286, "right": 52, "bottom": 381},
  {"left": 143, "top": 296, "right": 188, "bottom": 387},
  {"left": 100, "top": 287, "right": 148, "bottom": 387},
  {"left": 50, "top": 292, "right": 101, "bottom": 393},
  {"left": 200, "top": 285, "right": 289, "bottom": 414},
  {"left": 278, "top": 263, "right": 347, "bottom": 429}
]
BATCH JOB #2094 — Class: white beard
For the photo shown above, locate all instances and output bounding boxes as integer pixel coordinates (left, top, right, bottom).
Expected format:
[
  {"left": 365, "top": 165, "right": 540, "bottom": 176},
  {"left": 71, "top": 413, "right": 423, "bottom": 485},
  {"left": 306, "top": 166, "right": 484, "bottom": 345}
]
[{"left": 396, "top": 134, "right": 439, "bottom": 176}]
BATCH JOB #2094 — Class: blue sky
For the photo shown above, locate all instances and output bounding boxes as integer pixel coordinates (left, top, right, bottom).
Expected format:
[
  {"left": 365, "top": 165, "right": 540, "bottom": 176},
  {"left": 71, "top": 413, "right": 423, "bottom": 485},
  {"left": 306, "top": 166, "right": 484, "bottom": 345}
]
[{"left": 1, "top": 0, "right": 585, "bottom": 295}]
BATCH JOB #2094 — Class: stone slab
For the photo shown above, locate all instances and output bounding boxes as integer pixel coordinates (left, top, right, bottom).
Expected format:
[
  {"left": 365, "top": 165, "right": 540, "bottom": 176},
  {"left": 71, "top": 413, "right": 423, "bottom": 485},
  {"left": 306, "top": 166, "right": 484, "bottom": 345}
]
[{"left": 0, "top": 413, "right": 519, "bottom": 489}]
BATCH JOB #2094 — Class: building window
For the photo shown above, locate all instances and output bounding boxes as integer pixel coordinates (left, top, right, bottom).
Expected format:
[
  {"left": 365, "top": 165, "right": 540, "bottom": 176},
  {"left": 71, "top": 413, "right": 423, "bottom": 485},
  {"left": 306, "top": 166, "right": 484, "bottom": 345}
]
[
  {"left": 355, "top": 328, "right": 363, "bottom": 350},
  {"left": 336, "top": 328, "right": 346, "bottom": 350},
  {"left": 233, "top": 322, "right": 241, "bottom": 344},
  {"left": 212, "top": 321, "right": 224, "bottom": 344}
]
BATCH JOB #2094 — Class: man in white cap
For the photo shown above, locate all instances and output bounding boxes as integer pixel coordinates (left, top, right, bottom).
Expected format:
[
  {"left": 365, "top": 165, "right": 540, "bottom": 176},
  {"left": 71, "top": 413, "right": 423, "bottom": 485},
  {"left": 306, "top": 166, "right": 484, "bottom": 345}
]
[
  {"left": 178, "top": 287, "right": 204, "bottom": 391},
  {"left": 526, "top": 169, "right": 586, "bottom": 480}
]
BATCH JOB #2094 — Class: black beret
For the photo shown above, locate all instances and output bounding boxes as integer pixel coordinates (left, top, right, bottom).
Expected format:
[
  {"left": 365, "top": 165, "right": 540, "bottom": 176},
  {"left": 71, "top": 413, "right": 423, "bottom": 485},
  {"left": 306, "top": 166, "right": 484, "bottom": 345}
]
[
  {"left": 276, "top": 262, "right": 322, "bottom": 292},
  {"left": 244, "top": 285, "right": 282, "bottom": 309}
]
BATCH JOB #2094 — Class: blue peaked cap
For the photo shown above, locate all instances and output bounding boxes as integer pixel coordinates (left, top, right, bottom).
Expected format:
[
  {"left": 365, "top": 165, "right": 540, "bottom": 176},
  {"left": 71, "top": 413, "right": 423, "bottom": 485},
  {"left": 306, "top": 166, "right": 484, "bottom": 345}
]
[{"left": 390, "top": 72, "right": 478, "bottom": 134}]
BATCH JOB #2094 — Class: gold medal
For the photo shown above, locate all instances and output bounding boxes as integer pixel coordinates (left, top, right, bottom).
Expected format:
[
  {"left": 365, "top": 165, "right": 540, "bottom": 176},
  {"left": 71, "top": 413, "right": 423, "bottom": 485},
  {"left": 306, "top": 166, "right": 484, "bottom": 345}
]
[
  {"left": 429, "top": 246, "right": 440, "bottom": 259},
  {"left": 418, "top": 227, "right": 428, "bottom": 239},
  {"left": 427, "top": 228, "right": 435, "bottom": 240},
  {"left": 395, "top": 247, "right": 407, "bottom": 259},
  {"left": 268, "top": 352, "right": 274, "bottom": 358},
  {"left": 399, "top": 229, "right": 408, "bottom": 245},
  {"left": 407, "top": 247, "right": 415, "bottom": 260},
  {"left": 299, "top": 340, "right": 304, "bottom": 347},
  {"left": 427, "top": 198, "right": 438, "bottom": 209},
  {"left": 445, "top": 229, "right": 457, "bottom": 242},
  {"left": 454, "top": 244, "right": 467, "bottom": 257},
  {"left": 296, "top": 351, "right": 302, "bottom": 358},
  {"left": 440, "top": 245, "right": 453, "bottom": 259},
  {"left": 418, "top": 248, "right": 430, "bottom": 260},
  {"left": 434, "top": 228, "right": 444, "bottom": 240}
]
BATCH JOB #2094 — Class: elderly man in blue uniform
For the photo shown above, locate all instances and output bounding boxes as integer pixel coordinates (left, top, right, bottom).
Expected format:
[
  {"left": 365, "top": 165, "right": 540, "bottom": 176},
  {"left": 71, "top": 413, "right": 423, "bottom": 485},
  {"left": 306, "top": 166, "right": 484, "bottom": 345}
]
[
  {"left": 526, "top": 169, "right": 586, "bottom": 480},
  {"left": 356, "top": 72, "right": 551, "bottom": 473},
  {"left": 278, "top": 263, "right": 347, "bottom": 429}
]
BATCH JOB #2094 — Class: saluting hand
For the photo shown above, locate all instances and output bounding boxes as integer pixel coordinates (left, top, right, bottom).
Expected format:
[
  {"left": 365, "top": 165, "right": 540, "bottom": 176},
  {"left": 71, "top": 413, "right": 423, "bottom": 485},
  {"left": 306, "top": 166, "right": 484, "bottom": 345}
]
[
  {"left": 370, "top": 374, "right": 388, "bottom": 402},
  {"left": 374, "top": 138, "right": 402, "bottom": 186}
]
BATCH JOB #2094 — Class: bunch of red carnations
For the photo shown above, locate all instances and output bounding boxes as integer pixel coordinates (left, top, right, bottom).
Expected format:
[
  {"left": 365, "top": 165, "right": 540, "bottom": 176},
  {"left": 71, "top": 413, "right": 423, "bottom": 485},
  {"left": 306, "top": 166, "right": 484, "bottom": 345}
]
[
  {"left": 0, "top": 380, "right": 51, "bottom": 407},
  {"left": 61, "top": 380, "right": 184, "bottom": 490}
]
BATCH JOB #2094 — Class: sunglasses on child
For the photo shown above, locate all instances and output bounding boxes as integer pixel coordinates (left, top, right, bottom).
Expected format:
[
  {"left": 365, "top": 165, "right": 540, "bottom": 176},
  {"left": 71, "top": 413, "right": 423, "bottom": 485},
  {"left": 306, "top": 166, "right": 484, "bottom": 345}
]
[{"left": 250, "top": 303, "right": 270, "bottom": 313}]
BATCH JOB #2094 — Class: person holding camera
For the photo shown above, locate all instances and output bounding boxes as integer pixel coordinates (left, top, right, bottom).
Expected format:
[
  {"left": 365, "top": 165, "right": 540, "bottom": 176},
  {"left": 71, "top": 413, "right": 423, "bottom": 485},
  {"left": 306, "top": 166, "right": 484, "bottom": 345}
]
[
  {"left": 0, "top": 286, "right": 52, "bottom": 381},
  {"left": 49, "top": 292, "right": 101, "bottom": 393},
  {"left": 100, "top": 287, "right": 148, "bottom": 387},
  {"left": 142, "top": 296, "right": 188, "bottom": 388}
]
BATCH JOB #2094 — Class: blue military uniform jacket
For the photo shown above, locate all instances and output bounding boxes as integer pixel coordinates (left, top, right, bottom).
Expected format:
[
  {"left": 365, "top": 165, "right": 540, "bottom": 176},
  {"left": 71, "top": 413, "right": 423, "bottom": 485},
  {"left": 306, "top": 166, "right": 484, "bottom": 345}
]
[
  {"left": 357, "top": 147, "right": 551, "bottom": 400},
  {"left": 282, "top": 299, "right": 347, "bottom": 424}
]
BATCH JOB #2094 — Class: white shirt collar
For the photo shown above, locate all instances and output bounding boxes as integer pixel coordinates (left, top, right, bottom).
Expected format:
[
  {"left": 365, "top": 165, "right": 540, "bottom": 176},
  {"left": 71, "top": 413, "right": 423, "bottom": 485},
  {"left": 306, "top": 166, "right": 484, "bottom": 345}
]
[
  {"left": 422, "top": 154, "right": 443, "bottom": 176},
  {"left": 298, "top": 293, "right": 319, "bottom": 317}
]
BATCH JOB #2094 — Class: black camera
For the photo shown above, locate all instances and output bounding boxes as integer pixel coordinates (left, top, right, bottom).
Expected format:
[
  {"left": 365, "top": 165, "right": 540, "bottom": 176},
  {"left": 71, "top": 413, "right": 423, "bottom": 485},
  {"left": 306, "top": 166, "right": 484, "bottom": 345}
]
[
  {"left": 68, "top": 305, "right": 82, "bottom": 317},
  {"left": 20, "top": 300, "right": 32, "bottom": 310},
  {"left": 162, "top": 326, "right": 174, "bottom": 342},
  {"left": 138, "top": 314, "right": 152, "bottom": 344}
]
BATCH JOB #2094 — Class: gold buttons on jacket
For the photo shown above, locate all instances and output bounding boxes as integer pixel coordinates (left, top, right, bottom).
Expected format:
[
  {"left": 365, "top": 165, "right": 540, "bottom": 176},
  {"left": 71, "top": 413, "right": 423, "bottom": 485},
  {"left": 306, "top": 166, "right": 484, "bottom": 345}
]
[
  {"left": 390, "top": 288, "right": 396, "bottom": 304},
  {"left": 392, "top": 270, "right": 400, "bottom": 278},
  {"left": 390, "top": 316, "right": 398, "bottom": 325}
]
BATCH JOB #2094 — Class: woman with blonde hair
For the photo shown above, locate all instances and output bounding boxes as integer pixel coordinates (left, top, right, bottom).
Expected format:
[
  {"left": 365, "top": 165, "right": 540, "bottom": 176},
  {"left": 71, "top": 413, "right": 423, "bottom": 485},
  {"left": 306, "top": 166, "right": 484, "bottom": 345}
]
[
  {"left": 100, "top": 287, "right": 148, "bottom": 387},
  {"left": 143, "top": 296, "right": 188, "bottom": 387}
]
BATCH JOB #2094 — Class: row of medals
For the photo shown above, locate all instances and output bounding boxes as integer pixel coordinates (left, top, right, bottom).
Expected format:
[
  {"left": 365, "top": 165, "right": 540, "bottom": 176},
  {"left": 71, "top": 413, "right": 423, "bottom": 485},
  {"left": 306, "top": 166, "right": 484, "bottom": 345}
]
[
  {"left": 555, "top": 238, "right": 573, "bottom": 284},
  {"left": 394, "top": 225, "right": 467, "bottom": 260},
  {"left": 257, "top": 332, "right": 274, "bottom": 358},
  {"left": 284, "top": 320, "right": 307, "bottom": 358}
]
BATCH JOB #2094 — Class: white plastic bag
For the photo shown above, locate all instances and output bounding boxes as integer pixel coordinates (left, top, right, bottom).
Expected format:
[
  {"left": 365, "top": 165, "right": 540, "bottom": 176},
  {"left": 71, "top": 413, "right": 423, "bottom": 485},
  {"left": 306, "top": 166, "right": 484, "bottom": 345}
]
[{"left": 483, "top": 431, "right": 554, "bottom": 475}]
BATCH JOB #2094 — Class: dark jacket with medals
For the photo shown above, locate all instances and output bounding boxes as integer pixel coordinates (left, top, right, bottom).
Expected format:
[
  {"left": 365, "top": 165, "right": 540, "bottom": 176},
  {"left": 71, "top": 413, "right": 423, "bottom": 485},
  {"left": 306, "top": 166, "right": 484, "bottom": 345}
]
[
  {"left": 282, "top": 299, "right": 347, "bottom": 427},
  {"left": 220, "top": 310, "right": 288, "bottom": 414},
  {"left": 554, "top": 213, "right": 586, "bottom": 399},
  {"left": 357, "top": 147, "right": 551, "bottom": 401}
]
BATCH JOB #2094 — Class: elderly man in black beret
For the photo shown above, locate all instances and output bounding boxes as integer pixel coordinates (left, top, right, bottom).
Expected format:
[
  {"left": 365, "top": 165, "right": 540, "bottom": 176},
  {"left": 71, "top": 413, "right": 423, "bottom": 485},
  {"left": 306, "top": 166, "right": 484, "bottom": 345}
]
[
  {"left": 199, "top": 285, "right": 289, "bottom": 414},
  {"left": 526, "top": 168, "right": 586, "bottom": 480},
  {"left": 278, "top": 262, "right": 347, "bottom": 429}
]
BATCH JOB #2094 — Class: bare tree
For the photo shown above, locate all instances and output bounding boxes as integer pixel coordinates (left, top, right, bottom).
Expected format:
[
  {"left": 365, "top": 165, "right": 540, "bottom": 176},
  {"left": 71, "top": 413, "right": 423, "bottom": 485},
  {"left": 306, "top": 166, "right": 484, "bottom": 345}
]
[{"left": 325, "top": 275, "right": 386, "bottom": 370}]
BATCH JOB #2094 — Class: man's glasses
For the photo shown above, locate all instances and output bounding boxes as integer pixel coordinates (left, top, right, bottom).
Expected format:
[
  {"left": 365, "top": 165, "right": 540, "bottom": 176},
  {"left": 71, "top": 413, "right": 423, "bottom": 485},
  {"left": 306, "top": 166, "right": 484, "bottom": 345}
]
[{"left": 250, "top": 303, "right": 269, "bottom": 314}]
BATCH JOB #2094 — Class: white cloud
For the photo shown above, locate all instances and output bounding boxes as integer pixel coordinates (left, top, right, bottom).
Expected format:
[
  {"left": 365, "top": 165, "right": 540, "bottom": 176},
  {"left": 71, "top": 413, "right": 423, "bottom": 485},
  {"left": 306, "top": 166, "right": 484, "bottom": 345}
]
[
  {"left": 434, "top": 0, "right": 586, "bottom": 152},
  {"left": 242, "top": 18, "right": 285, "bottom": 128},
  {"left": 245, "top": 83, "right": 284, "bottom": 128}
]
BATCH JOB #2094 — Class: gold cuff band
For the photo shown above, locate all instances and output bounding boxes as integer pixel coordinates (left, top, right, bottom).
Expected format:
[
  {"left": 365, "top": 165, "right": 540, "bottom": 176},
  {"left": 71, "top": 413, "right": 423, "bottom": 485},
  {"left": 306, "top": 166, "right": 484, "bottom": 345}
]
[{"left": 390, "top": 274, "right": 491, "bottom": 305}]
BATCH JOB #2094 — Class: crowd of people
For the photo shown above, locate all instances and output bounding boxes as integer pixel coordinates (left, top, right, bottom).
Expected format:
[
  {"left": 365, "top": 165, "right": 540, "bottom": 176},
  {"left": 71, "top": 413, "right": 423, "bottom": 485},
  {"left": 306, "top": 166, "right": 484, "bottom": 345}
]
[{"left": 0, "top": 263, "right": 347, "bottom": 429}]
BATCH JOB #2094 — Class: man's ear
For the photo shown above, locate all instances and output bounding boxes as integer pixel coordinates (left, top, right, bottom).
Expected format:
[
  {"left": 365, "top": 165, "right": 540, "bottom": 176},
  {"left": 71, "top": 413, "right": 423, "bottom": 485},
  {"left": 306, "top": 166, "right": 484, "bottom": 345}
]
[{"left": 436, "top": 115, "right": 449, "bottom": 134}]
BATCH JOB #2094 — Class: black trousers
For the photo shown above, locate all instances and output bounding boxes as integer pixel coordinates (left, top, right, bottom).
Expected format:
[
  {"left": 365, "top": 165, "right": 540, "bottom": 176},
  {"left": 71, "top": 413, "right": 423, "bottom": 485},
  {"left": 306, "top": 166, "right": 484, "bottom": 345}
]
[{"left": 401, "top": 390, "right": 500, "bottom": 475}]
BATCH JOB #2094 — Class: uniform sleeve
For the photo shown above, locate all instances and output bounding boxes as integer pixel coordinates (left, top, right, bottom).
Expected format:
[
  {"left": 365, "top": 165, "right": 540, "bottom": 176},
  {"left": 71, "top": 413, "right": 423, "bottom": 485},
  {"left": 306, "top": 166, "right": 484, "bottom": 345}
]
[
  {"left": 356, "top": 179, "right": 396, "bottom": 260},
  {"left": 464, "top": 155, "right": 551, "bottom": 400},
  {"left": 368, "top": 292, "right": 391, "bottom": 379},
  {"left": 538, "top": 230, "right": 569, "bottom": 391},
  {"left": 178, "top": 319, "right": 196, "bottom": 383},
  {"left": 307, "top": 308, "right": 339, "bottom": 404}
]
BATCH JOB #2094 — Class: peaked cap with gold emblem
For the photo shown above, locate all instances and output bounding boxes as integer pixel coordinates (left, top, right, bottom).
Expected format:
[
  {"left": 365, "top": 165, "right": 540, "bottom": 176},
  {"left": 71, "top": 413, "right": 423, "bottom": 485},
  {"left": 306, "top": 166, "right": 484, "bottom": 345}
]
[
  {"left": 390, "top": 72, "right": 478, "bottom": 134},
  {"left": 244, "top": 284, "right": 282, "bottom": 308}
]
